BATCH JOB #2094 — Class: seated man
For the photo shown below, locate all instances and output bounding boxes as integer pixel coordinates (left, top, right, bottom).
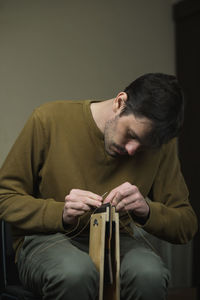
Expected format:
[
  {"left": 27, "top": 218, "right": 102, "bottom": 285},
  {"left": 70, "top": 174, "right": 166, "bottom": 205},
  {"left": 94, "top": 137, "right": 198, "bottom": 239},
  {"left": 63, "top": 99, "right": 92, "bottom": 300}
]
[{"left": 0, "top": 73, "right": 197, "bottom": 300}]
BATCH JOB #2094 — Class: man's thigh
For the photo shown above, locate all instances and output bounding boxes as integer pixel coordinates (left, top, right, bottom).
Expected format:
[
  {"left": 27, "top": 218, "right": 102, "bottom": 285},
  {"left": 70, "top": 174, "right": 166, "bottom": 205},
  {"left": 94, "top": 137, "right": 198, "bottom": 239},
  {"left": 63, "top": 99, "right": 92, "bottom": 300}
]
[
  {"left": 120, "top": 234, "right": 170, "bottom": 300},
  {"left": 17, "top": 233, "right": 98, "bottom": 299}
]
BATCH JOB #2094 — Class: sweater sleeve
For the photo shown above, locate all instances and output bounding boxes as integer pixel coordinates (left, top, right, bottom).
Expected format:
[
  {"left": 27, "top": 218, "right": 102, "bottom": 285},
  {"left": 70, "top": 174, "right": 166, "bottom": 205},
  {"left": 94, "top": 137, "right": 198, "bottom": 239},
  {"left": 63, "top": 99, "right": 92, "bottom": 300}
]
[
  {"left": 0, "top": 110, "right": 76, "bottom": 234},
  {"left": 142, "top": 139, "right": 198, "bottom": 244}
]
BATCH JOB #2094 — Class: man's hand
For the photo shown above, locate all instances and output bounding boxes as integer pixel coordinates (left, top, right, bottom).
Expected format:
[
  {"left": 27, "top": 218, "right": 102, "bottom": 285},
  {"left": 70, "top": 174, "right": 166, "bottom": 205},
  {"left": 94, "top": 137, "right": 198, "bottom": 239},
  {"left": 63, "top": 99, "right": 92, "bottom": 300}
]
[
  {"left": 63, "top": 189, "right": 103, "bottom": 225},
  {"left": 104, "top": 182, "right": 149, "bottom": 219}
]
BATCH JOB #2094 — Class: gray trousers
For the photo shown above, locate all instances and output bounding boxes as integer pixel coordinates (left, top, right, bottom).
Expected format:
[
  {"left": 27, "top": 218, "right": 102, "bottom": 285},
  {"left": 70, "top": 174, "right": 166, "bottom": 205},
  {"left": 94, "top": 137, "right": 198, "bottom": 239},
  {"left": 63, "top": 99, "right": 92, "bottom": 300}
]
[{"left": 17, "top": 233, "right": 170, "bottom": 300}]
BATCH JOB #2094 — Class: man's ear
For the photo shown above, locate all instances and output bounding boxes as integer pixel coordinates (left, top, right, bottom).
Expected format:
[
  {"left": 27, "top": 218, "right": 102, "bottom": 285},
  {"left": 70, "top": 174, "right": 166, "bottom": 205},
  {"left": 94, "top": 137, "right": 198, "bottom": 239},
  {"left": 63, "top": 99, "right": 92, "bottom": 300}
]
[{"left": 113, "top": 92, "right": 128, "bottom": 113}]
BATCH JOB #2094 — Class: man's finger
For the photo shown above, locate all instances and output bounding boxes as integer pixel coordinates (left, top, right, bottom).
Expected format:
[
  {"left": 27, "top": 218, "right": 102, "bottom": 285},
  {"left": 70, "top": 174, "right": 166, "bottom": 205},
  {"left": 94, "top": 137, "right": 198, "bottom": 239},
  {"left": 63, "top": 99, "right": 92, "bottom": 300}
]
[
  {"left": 83, "top": 196, "right": 102, "bottom": 208},
  {"left": 65, "top": 201, "right": 90, "bottom": 212}
]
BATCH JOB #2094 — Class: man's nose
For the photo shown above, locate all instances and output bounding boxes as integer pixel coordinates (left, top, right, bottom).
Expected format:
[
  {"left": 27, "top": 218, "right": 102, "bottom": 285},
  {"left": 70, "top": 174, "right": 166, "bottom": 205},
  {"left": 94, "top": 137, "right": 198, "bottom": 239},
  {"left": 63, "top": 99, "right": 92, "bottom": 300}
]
[{"left": 125, "top": 140, "right": 140, "bottom": 156}]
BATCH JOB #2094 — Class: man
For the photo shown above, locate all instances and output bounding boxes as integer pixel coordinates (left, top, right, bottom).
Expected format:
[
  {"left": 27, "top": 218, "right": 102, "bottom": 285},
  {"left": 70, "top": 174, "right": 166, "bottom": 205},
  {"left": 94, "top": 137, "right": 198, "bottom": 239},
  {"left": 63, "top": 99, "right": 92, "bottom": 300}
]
[{"left": 0, "top": 73, "right": 197, "bottom": 300}]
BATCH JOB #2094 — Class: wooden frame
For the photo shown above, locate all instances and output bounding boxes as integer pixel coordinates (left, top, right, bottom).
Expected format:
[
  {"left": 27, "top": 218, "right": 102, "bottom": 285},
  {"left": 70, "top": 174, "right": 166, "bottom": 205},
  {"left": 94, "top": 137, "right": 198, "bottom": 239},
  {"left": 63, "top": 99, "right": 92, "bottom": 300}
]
[{"left": 89, "top": 204, "right": 120, "bottom": 300}]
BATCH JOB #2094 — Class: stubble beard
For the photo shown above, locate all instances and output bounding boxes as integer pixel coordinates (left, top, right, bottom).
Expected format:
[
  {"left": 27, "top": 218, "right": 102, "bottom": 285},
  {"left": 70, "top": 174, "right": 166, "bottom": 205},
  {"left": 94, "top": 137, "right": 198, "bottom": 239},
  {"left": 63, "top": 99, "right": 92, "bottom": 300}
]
[
  {"left": 103, "top": 116, "right": 127, "bottom": 157},
  {"left": 103, "top": 117, "right": 117, "bottom": 157}
]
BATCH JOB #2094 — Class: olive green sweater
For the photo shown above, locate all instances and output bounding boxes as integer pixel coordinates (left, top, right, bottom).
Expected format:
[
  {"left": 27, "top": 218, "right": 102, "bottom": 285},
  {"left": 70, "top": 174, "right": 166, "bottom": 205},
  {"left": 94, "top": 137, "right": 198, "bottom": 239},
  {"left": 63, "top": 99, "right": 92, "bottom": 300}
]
[{"left": 0, "top": 100, "right": 198, "bottom": 260}]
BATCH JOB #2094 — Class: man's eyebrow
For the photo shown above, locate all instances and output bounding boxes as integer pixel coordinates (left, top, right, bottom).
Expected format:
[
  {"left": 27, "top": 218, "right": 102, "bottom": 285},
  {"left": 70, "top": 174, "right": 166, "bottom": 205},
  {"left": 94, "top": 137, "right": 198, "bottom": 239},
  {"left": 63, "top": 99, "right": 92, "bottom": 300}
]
[
  {"left": 128, "top": 129, "right": 150, "bottom": 145},
  {"left": 128, "top": 129, "right": 141, "bottom": 142}
]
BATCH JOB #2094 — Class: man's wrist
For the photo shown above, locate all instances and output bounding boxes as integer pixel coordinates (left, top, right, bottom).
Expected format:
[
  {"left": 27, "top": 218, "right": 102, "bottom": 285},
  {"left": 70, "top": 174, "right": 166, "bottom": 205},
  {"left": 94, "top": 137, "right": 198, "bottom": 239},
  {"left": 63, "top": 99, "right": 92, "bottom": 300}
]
[
  {"left": 130, "top": 210, "right": 150, "bottom": 226},
  {"left": 62, "top": 216, "right": 79, "bottom": 230}
]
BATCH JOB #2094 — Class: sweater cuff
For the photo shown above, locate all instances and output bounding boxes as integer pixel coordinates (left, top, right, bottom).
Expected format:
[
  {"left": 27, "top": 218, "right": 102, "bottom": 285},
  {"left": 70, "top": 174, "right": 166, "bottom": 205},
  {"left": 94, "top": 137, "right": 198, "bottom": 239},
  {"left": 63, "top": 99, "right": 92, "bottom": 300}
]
[
  {"left": 141, "top": 198, "right": 161, "bottom": 232},
  {"left": 42, "top": 200, "right": 79, "bottom": 234},
  {"left": 130, "top": 197, "right": 150, "bottom": 226}
]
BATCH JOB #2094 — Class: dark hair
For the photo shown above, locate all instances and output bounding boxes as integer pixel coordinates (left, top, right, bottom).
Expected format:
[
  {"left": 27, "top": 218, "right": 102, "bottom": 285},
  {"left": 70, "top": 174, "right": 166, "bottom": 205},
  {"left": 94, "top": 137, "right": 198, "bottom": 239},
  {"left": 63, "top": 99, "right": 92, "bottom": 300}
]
[{"left": 121, "top": 73, "right": 185, "bottom": 147}]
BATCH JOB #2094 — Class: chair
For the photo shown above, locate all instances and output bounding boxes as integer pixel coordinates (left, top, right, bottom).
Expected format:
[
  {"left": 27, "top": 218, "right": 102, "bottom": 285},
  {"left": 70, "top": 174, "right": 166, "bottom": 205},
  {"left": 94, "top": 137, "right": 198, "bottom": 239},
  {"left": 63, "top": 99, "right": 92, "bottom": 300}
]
[{"left": 0, "top": 219, "right": 41, "bottom": 300}]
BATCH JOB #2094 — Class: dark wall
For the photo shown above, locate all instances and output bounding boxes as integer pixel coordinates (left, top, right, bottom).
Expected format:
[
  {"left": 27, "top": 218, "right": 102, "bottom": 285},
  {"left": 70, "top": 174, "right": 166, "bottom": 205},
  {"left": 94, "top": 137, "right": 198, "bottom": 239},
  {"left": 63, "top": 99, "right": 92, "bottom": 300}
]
[{"left": 174, "top": 0, "right": 200, "bottom": 288}]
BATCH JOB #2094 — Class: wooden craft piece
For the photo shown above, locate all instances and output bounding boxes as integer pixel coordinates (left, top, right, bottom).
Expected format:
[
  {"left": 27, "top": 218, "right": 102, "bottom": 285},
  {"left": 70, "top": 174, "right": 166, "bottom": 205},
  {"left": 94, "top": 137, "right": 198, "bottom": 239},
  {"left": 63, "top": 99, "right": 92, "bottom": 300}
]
[{"left": 89, "top": 203, "right": 120, "bottom": 300}]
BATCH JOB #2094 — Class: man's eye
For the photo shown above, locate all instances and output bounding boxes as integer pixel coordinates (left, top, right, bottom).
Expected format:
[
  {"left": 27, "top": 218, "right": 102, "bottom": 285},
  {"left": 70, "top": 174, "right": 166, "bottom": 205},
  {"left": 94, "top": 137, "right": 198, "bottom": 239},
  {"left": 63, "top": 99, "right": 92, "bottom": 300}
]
[
  {"left": 131, "top": 136, "right": 136, "bottom": 140},
  {"left": 127, "top": 132, "right": 136, "bottom": 140},
  {"left": 127, "top": 133, "right": 133, "bottom": 139}
]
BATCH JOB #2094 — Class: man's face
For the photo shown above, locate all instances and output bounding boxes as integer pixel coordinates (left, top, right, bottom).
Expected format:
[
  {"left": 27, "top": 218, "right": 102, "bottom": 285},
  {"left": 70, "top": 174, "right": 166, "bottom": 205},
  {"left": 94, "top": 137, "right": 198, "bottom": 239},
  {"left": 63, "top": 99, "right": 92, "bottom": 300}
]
[{"left": 104, "top": 113, "right": 152, "bottom": 157}]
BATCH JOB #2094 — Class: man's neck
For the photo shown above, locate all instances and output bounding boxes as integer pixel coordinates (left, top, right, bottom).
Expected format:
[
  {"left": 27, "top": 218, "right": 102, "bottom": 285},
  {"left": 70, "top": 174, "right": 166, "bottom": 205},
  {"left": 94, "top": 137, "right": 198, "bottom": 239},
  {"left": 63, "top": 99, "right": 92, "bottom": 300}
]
[{"left": 90, "top": 99, "right": 114, "bottom": 134}]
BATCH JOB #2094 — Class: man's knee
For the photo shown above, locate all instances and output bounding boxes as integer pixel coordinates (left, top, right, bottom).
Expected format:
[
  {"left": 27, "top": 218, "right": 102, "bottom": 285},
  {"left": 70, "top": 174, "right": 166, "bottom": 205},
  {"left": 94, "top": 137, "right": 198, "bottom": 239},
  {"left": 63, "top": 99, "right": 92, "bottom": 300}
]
[
  {"left": 121, "top": 248, "right": 170, "bottom": 299},
  {"left": 19, "top": 244, "right": 99, "bottom": 299},
  {"left": 37, "top": 253, "right": 99, "bottom": 299},
  {"left": 56, "top": 253, "right": 99, "bottom": 287},
  {"left": 48, "top": 254, "right": 99, "bottom": 289}
]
